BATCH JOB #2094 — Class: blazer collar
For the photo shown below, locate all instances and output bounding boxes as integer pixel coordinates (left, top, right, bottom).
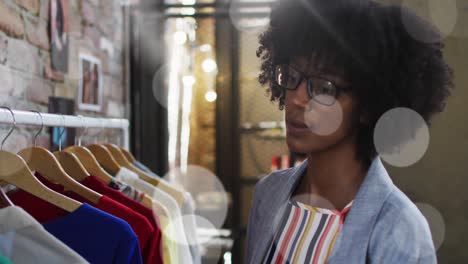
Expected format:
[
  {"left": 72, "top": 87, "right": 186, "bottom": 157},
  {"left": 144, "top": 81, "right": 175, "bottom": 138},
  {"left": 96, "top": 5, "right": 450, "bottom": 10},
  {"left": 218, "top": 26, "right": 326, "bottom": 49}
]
[
  {"left": 250, "top": 156, "right": 395, "bottom": 264},
  {"left": 327, "top": 157, "right": 394, "bottom": 263},
  {"left": 250, "top": 161, "right": 308, "bottom": 264}
]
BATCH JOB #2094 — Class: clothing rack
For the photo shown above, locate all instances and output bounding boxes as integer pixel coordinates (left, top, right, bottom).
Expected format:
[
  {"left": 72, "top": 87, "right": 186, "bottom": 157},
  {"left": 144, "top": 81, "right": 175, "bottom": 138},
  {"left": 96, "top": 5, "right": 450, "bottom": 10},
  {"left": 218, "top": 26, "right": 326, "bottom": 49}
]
[{"left": 0, "top": 109, "right": 130, "bottom": 149}]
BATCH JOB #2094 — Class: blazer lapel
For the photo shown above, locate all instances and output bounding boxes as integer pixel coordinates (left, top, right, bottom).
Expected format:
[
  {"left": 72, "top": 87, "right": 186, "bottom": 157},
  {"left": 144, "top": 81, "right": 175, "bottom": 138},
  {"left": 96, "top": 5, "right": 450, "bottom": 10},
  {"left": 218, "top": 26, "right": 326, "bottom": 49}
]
[
  {"left": 250, "top": 157, "right": 394, "bottom": 264},
  {"left": 326, "top": 157, "right": 395, "bottom": 263},
  {"left": 250, "top": 161, "right": 308, "bottom": 264}
]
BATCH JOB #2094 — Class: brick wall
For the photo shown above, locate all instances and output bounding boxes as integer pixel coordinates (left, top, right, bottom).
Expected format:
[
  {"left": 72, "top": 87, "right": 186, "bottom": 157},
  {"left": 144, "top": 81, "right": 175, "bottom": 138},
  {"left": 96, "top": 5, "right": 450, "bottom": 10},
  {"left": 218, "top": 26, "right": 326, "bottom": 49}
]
[{"left": 0, "top": 0, "right": 128, "bottom": 150}]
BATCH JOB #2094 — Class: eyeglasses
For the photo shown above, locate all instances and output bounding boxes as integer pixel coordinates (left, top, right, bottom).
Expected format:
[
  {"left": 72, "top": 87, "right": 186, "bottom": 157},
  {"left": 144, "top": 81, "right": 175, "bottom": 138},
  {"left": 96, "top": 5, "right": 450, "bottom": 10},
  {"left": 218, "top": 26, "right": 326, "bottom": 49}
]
[{"left": 275, "top": 64, "right": 348, "bottom": 106}]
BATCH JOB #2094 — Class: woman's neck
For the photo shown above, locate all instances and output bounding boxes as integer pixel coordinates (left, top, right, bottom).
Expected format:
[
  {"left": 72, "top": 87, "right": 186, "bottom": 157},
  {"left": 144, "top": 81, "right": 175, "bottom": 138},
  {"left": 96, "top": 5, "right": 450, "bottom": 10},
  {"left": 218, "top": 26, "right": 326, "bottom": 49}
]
[{"left": 294, "top": 135, "right": 368, "bottom": 211}]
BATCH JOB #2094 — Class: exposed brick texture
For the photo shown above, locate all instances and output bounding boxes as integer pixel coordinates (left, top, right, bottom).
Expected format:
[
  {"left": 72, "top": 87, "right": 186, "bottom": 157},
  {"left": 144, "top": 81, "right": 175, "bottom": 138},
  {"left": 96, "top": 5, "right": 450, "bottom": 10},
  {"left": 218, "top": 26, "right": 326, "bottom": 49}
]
[
  {"left": 0, "top": 33, "right": 7, "bottom": 64},
  {"left": 80, "top": 0, "right": 96, "bottom": 25},
  {"left": 0, "top": 2, "right": 25, "bottom": 38},
  {"left": 0, "top": 64, "right": 13, "bottom": 94},
  {"left": 24, "top": 16, "right": 50, "bottom": 50},
  {"left": 25, "top": 77, "right": 53, "bottom": 104},
  {"left": 7, "top": 38, "right": 41, "bottom": 75},
  {"left": 0, "top": 0, "right": 127, "bottom": 148},
  {"left": 15, "top": 0, "right": 39, "bottom": 14},
  {"left": 39, "top": 0, "right": 49, "bottom": 20}
]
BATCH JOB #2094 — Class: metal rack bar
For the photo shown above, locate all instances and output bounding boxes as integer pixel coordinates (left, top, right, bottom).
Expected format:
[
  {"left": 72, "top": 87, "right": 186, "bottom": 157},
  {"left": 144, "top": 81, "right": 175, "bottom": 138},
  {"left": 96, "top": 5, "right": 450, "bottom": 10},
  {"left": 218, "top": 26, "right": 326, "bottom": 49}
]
[
  {"left": 141, "top": 1, "right": 275, "bottom": 10},
  {"left": 0, "top": 109, "right": 130, "bottom": 150},
  {"left": 163, "top": 11, "right": 270, "bottom": 18}
]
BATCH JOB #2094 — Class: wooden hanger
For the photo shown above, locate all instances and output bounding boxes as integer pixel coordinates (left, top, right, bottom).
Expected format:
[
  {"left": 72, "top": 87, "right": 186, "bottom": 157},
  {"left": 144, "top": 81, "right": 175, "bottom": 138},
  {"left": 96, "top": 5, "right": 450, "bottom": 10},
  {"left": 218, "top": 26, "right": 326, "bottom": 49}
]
[
  {"left": 53, "top": 151, "right": 90, "bottom": 182},
  {"left": 0, "top": 186, "right": 13, "bottom": 208},
  {"left": 0, "top": 150, "right": 82, "bottom": 212},
  {"left": 18, "top": 147, "right": 102, "bottom": 205},
  {"left": 103, "top": 144, "right": 186, "bottom": 205},
  {"left": 87, "top": 144, "right": 121, "bottom": 175},
  {"left": 62, "top": 115, "right": 114, "bottom": 185},
  {"left": 141, "top": 194, "right": 169, "bottom": 214},
  {"left": 0, "top": 107, "right": 80, "bottom": 212},
  {"left": 120, "top": 148, "right": 136, "bottom": 163},
  {"left": 66, "top": 145, "right": 153, "bottom": 209},
  {"left": 17, "top": 113, "right": 102, "bottom": 204},
  {"left": 103, "top": 144, "right": 131, "bottom": 167},
  {"left": 99, "top": 144, "right": 173, "bottom": 209},
  {"left": 141, "top": 194, "right": 154, "bottom": 209},
  {"left": 145, "top": 175, "right": 186, "bottom": 205},
  {"left": 64, "top": 146, "right": 113, "bottom": 184}
]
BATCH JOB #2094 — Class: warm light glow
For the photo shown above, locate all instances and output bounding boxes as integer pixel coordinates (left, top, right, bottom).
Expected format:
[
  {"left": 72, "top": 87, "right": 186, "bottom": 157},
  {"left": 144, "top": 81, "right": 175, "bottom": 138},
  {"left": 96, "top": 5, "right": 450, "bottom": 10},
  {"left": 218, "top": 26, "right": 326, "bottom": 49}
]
[
  {"left": 173, "top": 31, "right": 187, "bottom": 45},
  {"left": 181, "top": 75, "right": 194, "bottom": 173},
  {"left": 202, "top": 58, "right": 217, "bottom": 73},
  {"left": 200, "top": 44, "right": 212, "bottom": 52},
  {"left": 168, "top": 37, "right": 183, "bottom": 168},
  {"left": 205, "top": 91, "right": 217, "bottom": 102},
  {"left": 181, "top": 7, "right": 196, "bottom": 15},
  {"left": 182, "top": 75, "right": 196, "bottom": 86},
  {"left": 181, "top": 0, "right": 196, "bottom": 5}
]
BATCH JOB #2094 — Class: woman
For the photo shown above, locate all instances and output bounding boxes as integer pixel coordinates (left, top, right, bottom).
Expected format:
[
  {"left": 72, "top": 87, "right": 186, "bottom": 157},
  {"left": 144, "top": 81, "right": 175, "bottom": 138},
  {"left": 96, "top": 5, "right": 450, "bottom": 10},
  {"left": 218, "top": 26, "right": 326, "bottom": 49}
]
[{"left": 246, "top": 0, "right": 453, "bottom": 263}]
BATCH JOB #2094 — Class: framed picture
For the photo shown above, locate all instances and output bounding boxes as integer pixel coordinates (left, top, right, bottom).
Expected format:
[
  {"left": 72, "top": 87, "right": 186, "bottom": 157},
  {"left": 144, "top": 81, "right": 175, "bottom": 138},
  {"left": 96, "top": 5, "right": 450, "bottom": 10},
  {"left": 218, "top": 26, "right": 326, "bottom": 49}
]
[
  {"left": 78, "top": 53, "right": 103, "bottom": 111},
  {"left": 48, "top": 97, "right": 76, "bottom": 151},
  {"left": 50, "top": 0, "right": 69, "bottom": 72}
]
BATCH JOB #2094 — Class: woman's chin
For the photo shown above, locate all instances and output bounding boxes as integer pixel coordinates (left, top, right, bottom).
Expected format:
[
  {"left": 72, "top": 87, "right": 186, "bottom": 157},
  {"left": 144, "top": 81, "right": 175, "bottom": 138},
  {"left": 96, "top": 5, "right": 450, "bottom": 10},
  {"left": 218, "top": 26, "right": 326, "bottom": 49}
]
[
  {"left": 286, "top": 136, "right": 310, "bottom": 154},
  {"left": 286, "top": 134, "right": 330, "bottom": 155}
]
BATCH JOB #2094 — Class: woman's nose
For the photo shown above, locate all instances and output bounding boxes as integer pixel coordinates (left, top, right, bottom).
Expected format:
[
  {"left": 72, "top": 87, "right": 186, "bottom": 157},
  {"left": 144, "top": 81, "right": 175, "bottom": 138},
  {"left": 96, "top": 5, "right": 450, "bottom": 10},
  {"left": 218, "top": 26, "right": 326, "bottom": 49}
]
[{"left": 290, "top": 79, "right": 310, "bottom": 107}]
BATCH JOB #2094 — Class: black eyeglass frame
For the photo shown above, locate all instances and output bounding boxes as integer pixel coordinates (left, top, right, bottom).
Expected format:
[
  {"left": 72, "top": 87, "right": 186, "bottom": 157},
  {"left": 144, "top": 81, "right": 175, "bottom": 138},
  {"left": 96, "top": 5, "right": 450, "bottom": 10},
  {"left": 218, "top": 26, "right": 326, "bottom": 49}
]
[{"left": 274, "top": 64, "right": 350, "bottom": 106}]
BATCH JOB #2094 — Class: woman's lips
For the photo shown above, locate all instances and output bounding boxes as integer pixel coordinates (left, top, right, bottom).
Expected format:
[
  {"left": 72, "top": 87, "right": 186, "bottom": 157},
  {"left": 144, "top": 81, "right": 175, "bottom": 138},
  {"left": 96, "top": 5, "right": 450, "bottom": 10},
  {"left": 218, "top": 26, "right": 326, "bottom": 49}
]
[{"left": 286, "top": 120, "right": 310, "bottom": 136}]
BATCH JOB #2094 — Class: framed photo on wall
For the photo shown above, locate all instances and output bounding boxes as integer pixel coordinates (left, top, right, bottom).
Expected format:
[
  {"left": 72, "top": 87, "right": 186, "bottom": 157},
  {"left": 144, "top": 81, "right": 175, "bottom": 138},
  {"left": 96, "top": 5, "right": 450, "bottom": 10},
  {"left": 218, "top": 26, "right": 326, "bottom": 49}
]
[
  {"left": 50, "top": 0, "right": 69, "bottom": 72},
  {"left": 78, "top": 53, "right": 103, "bottom": 111}
]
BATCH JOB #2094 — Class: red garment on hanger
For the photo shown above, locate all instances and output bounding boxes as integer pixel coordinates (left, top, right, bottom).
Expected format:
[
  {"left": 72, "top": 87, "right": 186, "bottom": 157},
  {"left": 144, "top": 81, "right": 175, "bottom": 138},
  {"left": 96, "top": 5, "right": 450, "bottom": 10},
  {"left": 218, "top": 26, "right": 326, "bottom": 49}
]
[
  {"left": 81, "top": 176, "right": 164, "bottom": 264},
  {"left": 9, "top": 173, "right": 161, "bottom": 264}
]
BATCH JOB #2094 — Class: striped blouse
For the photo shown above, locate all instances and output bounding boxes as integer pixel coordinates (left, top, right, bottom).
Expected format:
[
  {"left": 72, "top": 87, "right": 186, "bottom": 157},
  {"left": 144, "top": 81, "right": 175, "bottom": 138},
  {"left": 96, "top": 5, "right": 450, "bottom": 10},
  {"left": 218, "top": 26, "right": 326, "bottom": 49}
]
[{"left": 263, "top": 199, "right": 353, "bottom": 264}]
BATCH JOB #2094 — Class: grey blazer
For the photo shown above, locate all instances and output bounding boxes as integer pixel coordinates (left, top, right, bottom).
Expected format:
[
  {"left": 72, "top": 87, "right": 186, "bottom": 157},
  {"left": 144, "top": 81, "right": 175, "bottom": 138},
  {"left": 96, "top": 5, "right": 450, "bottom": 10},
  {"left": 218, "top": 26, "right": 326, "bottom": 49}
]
[{"left": 246, "top": 157, "right": 437, "bottom": 264}]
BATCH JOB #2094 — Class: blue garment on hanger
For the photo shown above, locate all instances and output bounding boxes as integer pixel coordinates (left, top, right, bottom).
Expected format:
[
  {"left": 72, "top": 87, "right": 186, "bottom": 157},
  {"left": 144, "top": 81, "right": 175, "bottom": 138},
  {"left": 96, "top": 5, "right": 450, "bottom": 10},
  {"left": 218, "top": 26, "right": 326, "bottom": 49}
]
[{"left": 43, "top": 203, "right": 142, "bottom": 264}]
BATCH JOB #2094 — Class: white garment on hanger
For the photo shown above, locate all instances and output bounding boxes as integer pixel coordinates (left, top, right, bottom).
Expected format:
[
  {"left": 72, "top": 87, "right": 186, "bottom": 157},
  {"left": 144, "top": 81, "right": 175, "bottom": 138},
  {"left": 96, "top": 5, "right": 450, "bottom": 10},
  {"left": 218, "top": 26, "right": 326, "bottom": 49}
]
[
  {"left": 131, "top": 160, "right": 201, "bottom": 263},
  {"left": 115, "top": 167, "right": 196, "bottom": 264},
  {"left": 0, "top": 206, "right": 88, "bottom": 264},
  {"left": 137, "top": 166, "right": 202, "bottom": 264},
  {"left": 180, "top": 192, "right": 202, "bottom": 264}
]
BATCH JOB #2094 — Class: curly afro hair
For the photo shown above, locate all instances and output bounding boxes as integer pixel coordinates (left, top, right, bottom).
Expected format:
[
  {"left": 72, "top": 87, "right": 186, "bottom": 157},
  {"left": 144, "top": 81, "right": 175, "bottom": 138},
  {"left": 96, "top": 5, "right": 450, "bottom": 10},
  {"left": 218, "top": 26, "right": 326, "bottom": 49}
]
[{"left": 257, "top": 0, "right": 454, "bottom": 165}]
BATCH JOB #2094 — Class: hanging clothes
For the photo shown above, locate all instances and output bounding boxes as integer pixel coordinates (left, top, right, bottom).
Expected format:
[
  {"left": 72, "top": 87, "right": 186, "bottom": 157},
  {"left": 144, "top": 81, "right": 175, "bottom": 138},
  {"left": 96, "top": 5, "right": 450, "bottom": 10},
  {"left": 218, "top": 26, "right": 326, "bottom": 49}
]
[
  {"left": 154, "top": 201, "right": 179, "bottom": 264},
  {"left": 115, "top": 167, "right": 197, "bottom": 264},
  {"left": 109, "top": 176, "right": 179, "bottom": 264},
  {"left": 44, "top": 204, "right": 142, "bottom": 264},
  {"left": 78, "top": 175, "right": 164, "bottom": 264},
  {"left": 0, "top": 206, "right": 88, "bottom": 263},
  {"left": 132, "top": 162, "right": 202, "bottom": 264},
  {"left": 179, "top": 192, "right": 201, "bottom": 264},
  {"left": 108, "top": 179, "right": 146, "bottom": 203},
  {"left": 7, "top": 178, "right": 149, "bottom": 264},
  {"left": 44, "top": 204, "right": 143, "bottom": 264},
  {"left": 5, "top": 191, "right": 142, "bottom": 264},
  {"left": 32, "top": 173, "right": 159, "bottom": 264}
]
